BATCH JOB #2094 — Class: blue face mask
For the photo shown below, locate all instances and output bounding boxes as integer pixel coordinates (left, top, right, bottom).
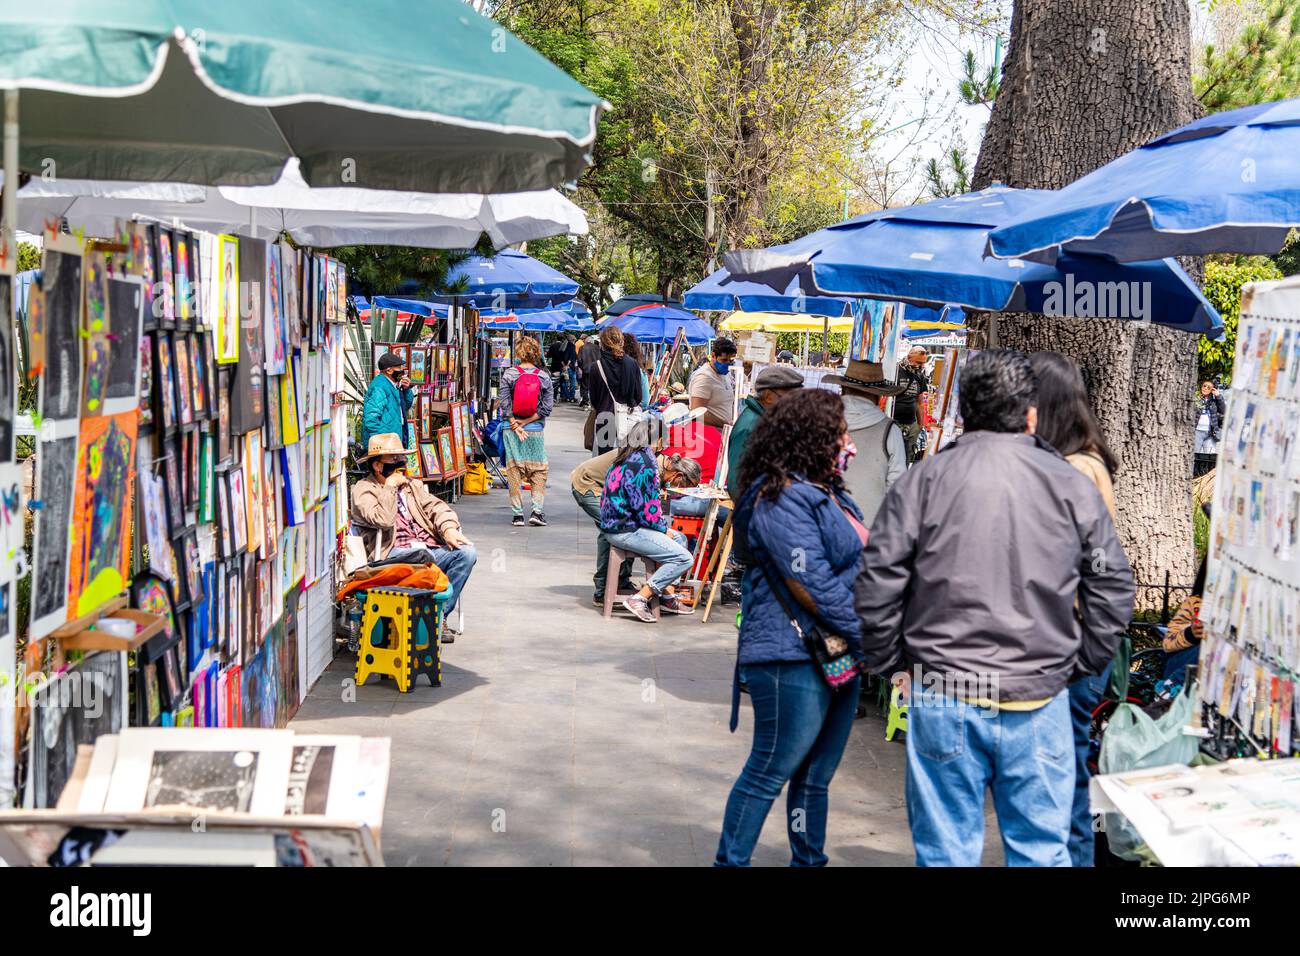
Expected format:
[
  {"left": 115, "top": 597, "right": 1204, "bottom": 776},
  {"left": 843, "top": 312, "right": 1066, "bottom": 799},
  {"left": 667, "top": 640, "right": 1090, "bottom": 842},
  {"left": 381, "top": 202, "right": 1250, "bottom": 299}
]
[{"left": 713, "top": 360, "right": 732, "bottom": 375}]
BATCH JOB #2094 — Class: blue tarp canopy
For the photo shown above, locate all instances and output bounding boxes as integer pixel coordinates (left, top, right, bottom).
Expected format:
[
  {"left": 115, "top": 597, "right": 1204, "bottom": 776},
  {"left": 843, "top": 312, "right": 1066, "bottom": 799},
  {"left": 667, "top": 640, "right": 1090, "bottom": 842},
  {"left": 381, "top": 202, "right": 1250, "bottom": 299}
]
[
  {"left": 428, "top": 248, "right": 578, "bottom": 309},
  {"left": 987, "top": 98, "right": 1300, "bottom": 264},
  {"left": 604, "top": 304, "right": 715, "bottom": 345},
  {"left": 723, "top": 187, "right": 1223, "bottom": 338},
  {"left": 684, "top": 266, "right": 853, "bottom": 317}
]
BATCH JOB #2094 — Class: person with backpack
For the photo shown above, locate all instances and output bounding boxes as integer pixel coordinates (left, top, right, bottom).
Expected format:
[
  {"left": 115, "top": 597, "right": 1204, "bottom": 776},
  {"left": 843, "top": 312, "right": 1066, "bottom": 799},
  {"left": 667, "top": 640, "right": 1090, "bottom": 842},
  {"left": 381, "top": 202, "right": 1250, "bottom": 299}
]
[{"left": 497, "top": 335, "right": 553, "bottom": 527}]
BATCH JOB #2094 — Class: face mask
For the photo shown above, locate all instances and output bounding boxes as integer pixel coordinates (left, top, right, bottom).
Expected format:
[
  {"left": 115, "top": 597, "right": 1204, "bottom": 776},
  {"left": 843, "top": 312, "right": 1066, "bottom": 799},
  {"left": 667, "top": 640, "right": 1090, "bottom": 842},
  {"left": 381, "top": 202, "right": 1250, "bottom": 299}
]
[
  {"left": 713, "top": 360, "right": 732, "bottom": 375},
  {"left": 833, "top": 440, "right": 858, "bottom": 477},
  {"left": 388, "top": 368, "right": 406, "bottom": 382},
  {"left": 380, "top": 460, "right": 404, "bottom": 477}
]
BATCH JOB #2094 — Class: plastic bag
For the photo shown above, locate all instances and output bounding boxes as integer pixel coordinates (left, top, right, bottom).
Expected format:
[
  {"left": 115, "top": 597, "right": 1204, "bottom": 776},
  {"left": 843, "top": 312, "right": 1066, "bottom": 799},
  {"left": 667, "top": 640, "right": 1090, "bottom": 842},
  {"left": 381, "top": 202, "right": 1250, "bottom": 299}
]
[
  {"left": 1097, "top": 682, "right": 1200, "bottom": 860},
  {"left": 463, "top": 462, "right": 491, "bottom": 495}
]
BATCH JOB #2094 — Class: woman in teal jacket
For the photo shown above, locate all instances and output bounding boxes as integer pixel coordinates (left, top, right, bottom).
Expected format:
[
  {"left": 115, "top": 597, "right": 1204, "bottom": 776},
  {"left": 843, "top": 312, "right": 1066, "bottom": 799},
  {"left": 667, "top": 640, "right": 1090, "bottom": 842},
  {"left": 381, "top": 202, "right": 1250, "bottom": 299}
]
[{"left": 362, "top": 352, "right": 415, "bottom": 448}]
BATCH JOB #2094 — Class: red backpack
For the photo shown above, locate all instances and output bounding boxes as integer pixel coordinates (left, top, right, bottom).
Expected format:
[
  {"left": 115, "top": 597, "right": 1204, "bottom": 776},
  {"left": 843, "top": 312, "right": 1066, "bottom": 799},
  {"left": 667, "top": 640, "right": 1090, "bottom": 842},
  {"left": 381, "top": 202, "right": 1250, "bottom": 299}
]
[{"left": 511, "top": 366, "right": 542, "bottom": 418}]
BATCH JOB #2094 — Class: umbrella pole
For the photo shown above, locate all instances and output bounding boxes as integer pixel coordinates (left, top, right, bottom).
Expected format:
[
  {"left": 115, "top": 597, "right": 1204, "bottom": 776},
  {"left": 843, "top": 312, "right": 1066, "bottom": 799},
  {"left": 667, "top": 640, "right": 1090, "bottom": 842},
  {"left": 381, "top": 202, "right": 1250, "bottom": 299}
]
[{"left": 2, "top": 90, "right": 17, "bottom": 276}]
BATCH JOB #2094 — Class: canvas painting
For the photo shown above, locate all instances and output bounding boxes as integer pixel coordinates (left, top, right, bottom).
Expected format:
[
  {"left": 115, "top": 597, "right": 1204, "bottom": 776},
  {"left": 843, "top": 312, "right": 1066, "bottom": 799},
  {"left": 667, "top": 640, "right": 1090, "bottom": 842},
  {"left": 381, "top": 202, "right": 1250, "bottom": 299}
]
[
  {"left": 67, "top": 410, "right": 138, "bottom": 620},
  {"left": 181, "top": 532, "right": 204, "bottom": 607},
  {"left": 174, "top": 335, "right": 194, "bottom": 426},
  {"left": 39, "top": 242, "right": 84, "bottom": 423},
  {"left": 162, "top": 437, "right": 184, "bottom": 534},
  {"left": 216, "top": 235, "right": 240, "bottom": 363},
  {"left": 156, "top": 229, "right": 176, "bottom": 325},
  {"left": 0, "top": 463, "right": 23, "bottom": 586},
  {"left": 80, "top": 250, "right": 114, "bottom": 417},
  {"left": 216, "top": 365, "right": 232, "bottom": 466},
  {"left": 138, "top": 468, "right": 176, "bottom": 583},
  {"left": 420, "top": 442, "right": 442, "bottom": 480},
  {"left": 229, "top": 469, "right": 250, "bottom": 555},
  {"left": 155, "top": 335, "right": 177, "bottom": 431},
  {"left": 265, "top": 243, "right": 287, "bottom": 376},
  {"left": 436, "top": 427, "right": 455, "bottom": 476},
  {"left": 191, "top": 335, "right": 211, "bottom": 421},
  {"left": 281, "top": 444, "right": 305, "bottom": 527},
  {"left": 243, "top": 430, "right": 265, "bottom": 554},
  {"left": 175, "top": 232, "right": 192, "bottom": 327},
  {"left": 137, "top": 334, "right": 154, "bottom": 429},
  {"left": 404, "top": 448, "right": 424, "bottom": 479},
  {"left": 262, "top": 449, "right": 280, "bottom": 561}
]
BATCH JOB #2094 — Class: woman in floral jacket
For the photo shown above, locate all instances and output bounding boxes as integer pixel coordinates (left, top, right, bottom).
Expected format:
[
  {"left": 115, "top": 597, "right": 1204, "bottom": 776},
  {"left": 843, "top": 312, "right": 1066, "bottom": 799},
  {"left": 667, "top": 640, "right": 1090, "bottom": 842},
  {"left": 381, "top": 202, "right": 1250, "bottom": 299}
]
[{"left": 599, "top": 435, "right": 696, "bottom": 622}]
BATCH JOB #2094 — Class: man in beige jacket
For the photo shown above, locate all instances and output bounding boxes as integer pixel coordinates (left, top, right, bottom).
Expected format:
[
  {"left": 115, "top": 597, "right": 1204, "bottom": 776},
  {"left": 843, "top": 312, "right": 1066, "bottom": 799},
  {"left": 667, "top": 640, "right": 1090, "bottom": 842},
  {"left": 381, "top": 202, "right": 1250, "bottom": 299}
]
[{"left": 351, "top": 433, "right": 477, "bottom": 633}]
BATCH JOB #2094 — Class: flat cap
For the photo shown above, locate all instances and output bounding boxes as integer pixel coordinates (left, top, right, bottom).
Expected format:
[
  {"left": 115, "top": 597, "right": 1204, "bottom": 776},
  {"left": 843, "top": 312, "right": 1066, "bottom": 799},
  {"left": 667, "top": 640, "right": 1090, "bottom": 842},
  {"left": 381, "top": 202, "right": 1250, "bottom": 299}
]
[{"left": 753, "top": 365, "right": 805, "bottom": 391}]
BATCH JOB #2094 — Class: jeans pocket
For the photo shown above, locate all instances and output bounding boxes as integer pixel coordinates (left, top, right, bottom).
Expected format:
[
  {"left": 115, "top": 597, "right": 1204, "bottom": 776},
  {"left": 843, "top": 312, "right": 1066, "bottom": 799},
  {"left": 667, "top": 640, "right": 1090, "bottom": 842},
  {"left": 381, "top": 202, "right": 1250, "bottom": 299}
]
[
  {"left": 910, "top": 697, "right": 965, "bottom": 763},
  {"left": 1031, "top": 698, "right": 1072, "bottom": 764}
]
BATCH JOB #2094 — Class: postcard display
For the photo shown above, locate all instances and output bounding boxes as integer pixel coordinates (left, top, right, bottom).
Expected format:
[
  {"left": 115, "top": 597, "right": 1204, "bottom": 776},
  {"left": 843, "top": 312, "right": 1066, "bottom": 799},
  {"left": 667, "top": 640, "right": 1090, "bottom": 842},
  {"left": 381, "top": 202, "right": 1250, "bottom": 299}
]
[
  {"left": 1200, "top": 277, "right": 1300, "bottom": 763},
  {"left": 7, "top": 225, "right": 349, "bottom": 809}
]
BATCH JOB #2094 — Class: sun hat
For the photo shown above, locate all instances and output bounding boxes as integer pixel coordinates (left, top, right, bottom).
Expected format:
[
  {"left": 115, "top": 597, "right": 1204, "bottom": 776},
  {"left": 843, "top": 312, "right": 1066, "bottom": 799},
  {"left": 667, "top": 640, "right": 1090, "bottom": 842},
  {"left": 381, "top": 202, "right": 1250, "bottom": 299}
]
[
  {"left": 824, "top": 359, "right": 907, "bottom": 397},
  {"left": 358, "top": 432, "right": 414, "bottom": 462}
]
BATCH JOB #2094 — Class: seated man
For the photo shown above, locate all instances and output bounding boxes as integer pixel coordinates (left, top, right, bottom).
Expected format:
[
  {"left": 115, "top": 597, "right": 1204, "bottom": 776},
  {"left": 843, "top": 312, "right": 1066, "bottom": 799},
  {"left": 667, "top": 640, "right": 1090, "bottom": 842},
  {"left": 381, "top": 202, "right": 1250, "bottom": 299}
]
[{"left": 351, "top": 433, "right": 477, "bottom": 640}]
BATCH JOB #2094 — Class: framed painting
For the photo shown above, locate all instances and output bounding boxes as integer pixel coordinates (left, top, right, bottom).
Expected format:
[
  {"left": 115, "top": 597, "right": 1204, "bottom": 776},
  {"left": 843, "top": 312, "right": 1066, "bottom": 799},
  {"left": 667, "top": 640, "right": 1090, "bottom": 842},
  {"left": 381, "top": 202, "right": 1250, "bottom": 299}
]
[
  {"left": 154, "top": 334, "right": 177, "bottom": 432},
  {"left": 408, "top": 346, "right": 428, "bottom": 385},
  {"left": 174, "top": 231, "right": 192, "bottom": 329},
  {"left": 265, "top": 242, "right": 287, "bottom": 376},
  {"left": 173, "top": 334, "right": 194, "bottom": 427},
  {"left": 162, "top": 437, "right": 184, "bottom": 534},
  {"left": 155, "top": 227, "right": 176, "bottom": 327},
  {"left": 198, "top": 430, "right": 215, "bottom": 524},
  {"left": 215, "top": 365, "right": 232, "bottom": 467},
  {"left": 216, "top": 464, "right": 233, "bottom": 558},
  {"left": 183, "top": 427, "right": 200, "bottom": 512},
  {"left": 138, "top": 224, "right": 158, "bottom": 330},
  {"left": 138, "top": 333, "right": 154, "bottom": 430},
  {"left": 138, "top": 467, "right": 175, "bottom": 582},
  {"left": 191, "top": 334, "right": 211, "bottom": 422},
  {"left": 228, "top": 469, "right": 249, "bottom": 555},
  {"left": 404, "top": 448, "right": 424, "bottom": 480},
  {"left": 179, "top": 531, "right": 205, "bottom": 607},
  {"left": 436, "top": 427, "right": 456, "bottom": 477},
  {"left": 216, "top": 234, "right": 240, "bottom": 364},
  {"left": 242, "top": 430, "right": 264, "bottom": 554},
  {"left": 420, "top": 442, "right": 442, "bottom": 480},
  {"left": 68, "top": 410, "right": 138, "bottom": 619}
]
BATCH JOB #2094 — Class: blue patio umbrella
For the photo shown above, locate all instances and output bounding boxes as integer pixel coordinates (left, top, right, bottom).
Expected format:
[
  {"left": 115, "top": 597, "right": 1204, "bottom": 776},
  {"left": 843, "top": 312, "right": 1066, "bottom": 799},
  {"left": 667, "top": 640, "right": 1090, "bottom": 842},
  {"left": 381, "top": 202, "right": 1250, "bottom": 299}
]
[
  {"left": 986, "top": 98, "right": 1300, "bottom": 264},
  {"left": 684, "top": 266, "right": 853, "bottom": 316},
  {"left": 723, "top": 187, "right": 1222, "bottom": 337},
  {"left": 369, "top": 296, "right": 449, "bottom": 318},
  {"left": 604, "top": 293, "right": 684, "bottom": 317},
  {"left": 604, "top": 304, "right": 715, "bottom": 345},
  {"left": 430, "top": 248, "right": 578, "bottom": 309}
]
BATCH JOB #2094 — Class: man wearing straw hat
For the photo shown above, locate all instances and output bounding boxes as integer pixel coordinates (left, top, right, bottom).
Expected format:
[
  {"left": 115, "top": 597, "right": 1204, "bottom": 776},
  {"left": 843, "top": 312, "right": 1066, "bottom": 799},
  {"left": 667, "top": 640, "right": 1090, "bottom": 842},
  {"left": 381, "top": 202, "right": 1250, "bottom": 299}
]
[
  {"left": 824, "top": 359, "right": 908, "bottom": 525},
  {"left": 351, "top": 432, "right": 477, "bottom": 639}
]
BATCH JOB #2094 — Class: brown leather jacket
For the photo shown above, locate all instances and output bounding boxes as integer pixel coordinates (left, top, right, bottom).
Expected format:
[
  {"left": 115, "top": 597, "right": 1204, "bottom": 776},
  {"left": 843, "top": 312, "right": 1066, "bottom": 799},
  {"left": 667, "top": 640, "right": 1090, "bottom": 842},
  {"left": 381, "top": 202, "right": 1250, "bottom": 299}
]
[{"left": 350, "top": 474, "right": 463, "bottom": 559}]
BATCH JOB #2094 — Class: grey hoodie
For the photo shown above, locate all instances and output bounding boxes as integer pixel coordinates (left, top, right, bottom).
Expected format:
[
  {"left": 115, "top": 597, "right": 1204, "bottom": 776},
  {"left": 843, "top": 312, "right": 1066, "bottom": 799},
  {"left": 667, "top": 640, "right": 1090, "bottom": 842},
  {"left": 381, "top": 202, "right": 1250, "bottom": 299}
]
[{"left": 855, "top": 430, "right": 1135, "bottom": 702}]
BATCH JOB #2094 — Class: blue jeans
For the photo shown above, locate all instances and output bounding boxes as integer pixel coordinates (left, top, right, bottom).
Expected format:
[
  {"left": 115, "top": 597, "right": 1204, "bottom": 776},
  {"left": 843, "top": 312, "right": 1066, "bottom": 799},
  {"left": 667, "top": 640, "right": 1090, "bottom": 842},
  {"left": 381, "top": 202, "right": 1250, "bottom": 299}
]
[
  {"left": 1067, "top": 670, "right": 1109, "bottom": 867},
  {"left": 572, "top": 490, "right": 633, "bottom": 598},
  {"left": 906, "top": 690, "right": 1074, "bottom": 867},
  {"left": 602, "top": 527, "right": 692, "bottom": 596},
  {"left": 716, "top": 662, "right": 860, "bottom": 866},
  {"left": 387, "top": 544, "right": 477, "bottom": 614},
  {"left": 563, "top": 367, "right": 578, "bottom": 402},
  {"left": 669, "top": 496, "right": 731, "bottom": 524}
]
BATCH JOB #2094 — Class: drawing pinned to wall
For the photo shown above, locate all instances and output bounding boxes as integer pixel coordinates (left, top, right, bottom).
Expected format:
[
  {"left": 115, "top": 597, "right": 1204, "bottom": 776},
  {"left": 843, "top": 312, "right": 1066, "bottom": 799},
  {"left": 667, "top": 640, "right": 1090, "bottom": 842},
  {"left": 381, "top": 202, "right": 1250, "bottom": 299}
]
[
  {"left": 68, "top": 410, "right": 138, "bottom": 619},
  {"left": 30, "top": 433, "right": 78, "bottom": 638},
  {"left": 215, "top": 235, "right": 239, "bottom": 364}
]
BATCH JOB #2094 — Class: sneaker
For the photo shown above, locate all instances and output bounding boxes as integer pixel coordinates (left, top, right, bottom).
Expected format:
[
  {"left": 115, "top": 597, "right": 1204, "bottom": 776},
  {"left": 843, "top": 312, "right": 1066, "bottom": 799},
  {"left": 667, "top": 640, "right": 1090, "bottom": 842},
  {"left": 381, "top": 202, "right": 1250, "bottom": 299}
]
[
  {"left": 529, "top": 511, "right": 547, "bottom": 526},
  {"left": 659, "top": 593, "right": 694, "bottom": 615},
  {"left": 511, "top": 514, "right": 525, "bottom": 527},
  {"left": 621, "top": 595, "right": 657, "bottom": 623},
  {"left": 592, "top": 593, "right": 606, "bottom": 607}
]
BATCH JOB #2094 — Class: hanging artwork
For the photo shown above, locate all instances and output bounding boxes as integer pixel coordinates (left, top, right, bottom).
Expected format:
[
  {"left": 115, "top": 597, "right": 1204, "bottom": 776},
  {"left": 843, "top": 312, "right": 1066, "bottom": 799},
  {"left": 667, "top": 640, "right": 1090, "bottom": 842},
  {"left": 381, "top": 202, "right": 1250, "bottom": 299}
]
[
  {"left": 184, "top": 427, "right": 200, "bottom": 512},
  {"left": 154, "top": 335, "right": 177, "bottom": 432},
  {"left": 0, "top": 275, "right": 13, "bottom": 462},
  {"left": 133, "top": 223, "right": 156, "bottom": 324},
  {"left": 191, "top": 335, "right": 211, "bottom": 421},
  {"left": 199, "top": 430, "right": 215, "bottom": 524},
  {"left": 279, "top": 242, "right": 300, "bottom": 349},
  {"left": 216, "top": 470, "right": 233, "bottom": 559},
  {"left": 137, "top": 334, "right": 153, "bottom": 429},
  {"left": 229, "top": 469, "right": 250, "bottom": 554},
  {"left": 216, "top": 365, "right": 232, "bottom": 466},
  {"left": 162, "top": 437, "right": 184, "bottom": 534},
  {"left": 68, "top": 410, "right": 138, "bottom": 619},
  {"left": 436, "top": 427, "right": 456, "bottom": 476},
  {"left": 216, "top": 234, "right": 239, "bottom": 364},
  {"left": 175, "top": 232, "right": 192, "bottom": 328},
  {"left": 265, "top": 242, "right": 287, "bottom": 376},
  {"left": 155, "top": 228, "right": 176, "bottom": 326},
  {"left": 38, "top": 237, "right": 84, "bottom": 423},
  {"left": 132, "top": 573, "right": 176, "bottom": 645},
  {"left": 29, "top": 434, "right": 78, "bottom": 638},
  {"left": 180, "top": 532, "right": 205, "bottom": 607},
  {"left": 244, "top": 430, "right": 265, "bottom": 554},
  {"left": 279, "top": 356, "right": 301, "bottom": 446},
  {"left": 174, "top": 335, "right": 194, "bottom": 426},
  {"left": 138, "top": 467, "right": 176, "bottom": 583},
  {"left": 231, "top": 238, "right": 267, "bottom": 434},
  {"left": 420, "top": 442, "right": 442, "bottom": 480},
  {"left": 281, "top": 443, "right": 306, "bottom": 527},
  {"left": 261, "top": 449, "right": 280, "bottom": 561}
]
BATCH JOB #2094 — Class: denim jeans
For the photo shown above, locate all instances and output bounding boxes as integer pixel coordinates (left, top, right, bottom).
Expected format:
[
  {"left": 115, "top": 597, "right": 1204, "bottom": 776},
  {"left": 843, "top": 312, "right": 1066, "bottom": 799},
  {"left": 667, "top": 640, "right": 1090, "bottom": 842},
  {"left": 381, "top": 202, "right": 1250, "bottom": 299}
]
[
  {"left": 387, "top": 543, "right": 477, "bottom": 614},
  {"left": 716, "top": 662, "right": 860, "bottom": 866},
  {"left": 1067, "top": 671, "right": 1109, "bottom": 867},
  {"left": 906, "top": 690, "right": 1074, "bottom": 867},
  {"left": 602, "top": 527, "right": 693, "bottom": 596},
  {"left": 668, "top": 496, "right": 732, "bottom": 524},
  {"left": 572, "top": 490, "right": 633, "bottom": 597},
  {"left": 563, "top": 367, "right": 578, "bottom": 402}
]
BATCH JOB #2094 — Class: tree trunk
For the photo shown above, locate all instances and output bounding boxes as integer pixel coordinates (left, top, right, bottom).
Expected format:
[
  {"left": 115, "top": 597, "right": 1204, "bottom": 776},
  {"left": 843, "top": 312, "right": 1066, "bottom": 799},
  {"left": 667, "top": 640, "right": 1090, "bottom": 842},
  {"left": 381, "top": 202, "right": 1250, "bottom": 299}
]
[{"left": 971, "top": 0, "right": 1201, "bottom": 598}]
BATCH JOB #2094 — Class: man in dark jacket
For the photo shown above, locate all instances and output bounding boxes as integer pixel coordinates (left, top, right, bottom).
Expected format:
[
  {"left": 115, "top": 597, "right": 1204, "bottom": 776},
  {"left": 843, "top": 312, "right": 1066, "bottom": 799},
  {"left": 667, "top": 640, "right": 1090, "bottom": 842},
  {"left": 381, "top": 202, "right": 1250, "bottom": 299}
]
[
  {"left": 725, "top": 365, "right": 803, "bottom": 499},
  {"left": 856, "top": 349, "right": 1135, "bottom": 867}
]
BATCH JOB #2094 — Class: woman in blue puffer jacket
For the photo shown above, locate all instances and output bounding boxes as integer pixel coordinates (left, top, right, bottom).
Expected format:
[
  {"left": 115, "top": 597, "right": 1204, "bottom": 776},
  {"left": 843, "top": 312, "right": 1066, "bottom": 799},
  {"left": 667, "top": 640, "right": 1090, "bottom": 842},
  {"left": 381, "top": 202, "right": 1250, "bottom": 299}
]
[{"left": 716, "top": 387, "right": 868, "bottom": 867}]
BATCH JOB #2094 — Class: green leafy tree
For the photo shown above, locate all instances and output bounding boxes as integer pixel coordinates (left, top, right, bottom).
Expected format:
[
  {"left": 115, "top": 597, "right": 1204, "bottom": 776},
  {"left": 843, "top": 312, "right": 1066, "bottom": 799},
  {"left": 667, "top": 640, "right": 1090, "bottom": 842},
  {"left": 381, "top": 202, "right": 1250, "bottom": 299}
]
[
  {"left": 924, "top": 148, "right": 972, "bottom": 198},
  {"left": 958, "top": 48, "right": 1000, "bottom": 109},
  {"left": 1195, "top": 0, "right": 1300, "bottom": 112},
  {"left": 1198, "top": 256, "right": 1284, "bottom": 381}
]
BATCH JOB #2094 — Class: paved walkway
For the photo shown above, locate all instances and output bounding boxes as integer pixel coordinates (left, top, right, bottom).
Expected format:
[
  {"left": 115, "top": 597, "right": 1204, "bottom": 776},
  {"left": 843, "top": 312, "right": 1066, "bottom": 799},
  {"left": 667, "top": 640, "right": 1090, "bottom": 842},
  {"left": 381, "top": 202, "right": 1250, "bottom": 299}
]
[{"left": 292, "top": 404, "right": 1002, "bottom": 865}]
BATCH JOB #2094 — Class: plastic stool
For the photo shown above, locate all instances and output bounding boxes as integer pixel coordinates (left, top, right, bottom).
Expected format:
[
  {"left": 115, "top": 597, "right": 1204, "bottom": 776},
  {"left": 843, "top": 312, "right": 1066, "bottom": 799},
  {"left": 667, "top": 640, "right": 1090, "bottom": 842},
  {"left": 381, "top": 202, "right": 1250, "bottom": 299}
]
[
  {"left": 354, "top": 585, "right": 452, "bottom": 692},
  {"left": 885, "top": 685, "right": 909, "bottom": 741},
  {"left": 603, "top": 547, "right": 661, "bottom": 620}
]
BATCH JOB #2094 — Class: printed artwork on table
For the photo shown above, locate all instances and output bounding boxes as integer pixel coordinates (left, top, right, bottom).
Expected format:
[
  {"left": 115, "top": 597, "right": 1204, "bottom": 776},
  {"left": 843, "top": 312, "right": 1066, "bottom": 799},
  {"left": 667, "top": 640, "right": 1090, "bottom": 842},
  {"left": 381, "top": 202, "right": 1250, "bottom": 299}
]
[
  {"left": 266, "top": 243, "right": 287, "bottom": 376},
  {"left": 68, "top": 410, "right": 138, "bottom": 619},
  {"left": 216, "top": 235, "right": 239, "bottom": 363},
  {"left": 156, "top": 229, "right": 176, "bottom": 326},
  {"left": 175, "top": 232, "right": 192, "bottom": 327},
  {"left": 216, "top": 365, "right": 232, "bottom": 466},
  {"left": 138, "top": 467, "right": 176, "bottom": 583},
  {"left": 174, "top": 335, "right": 194, "bottom": 426},
  {"left": 138, "top": 334, "right": 154, "bottom": 429},
  {"left": 38, "top": 240, "right": 84, "bottom": 423}
]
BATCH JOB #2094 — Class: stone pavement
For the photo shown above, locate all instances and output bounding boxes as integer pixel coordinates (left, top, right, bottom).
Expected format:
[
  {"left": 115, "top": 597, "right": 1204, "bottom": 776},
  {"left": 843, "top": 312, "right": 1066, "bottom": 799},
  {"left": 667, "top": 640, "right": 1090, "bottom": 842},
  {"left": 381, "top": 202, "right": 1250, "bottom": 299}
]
[{"left": 292, "top": 403, "right": 1003, "bottom": 866}]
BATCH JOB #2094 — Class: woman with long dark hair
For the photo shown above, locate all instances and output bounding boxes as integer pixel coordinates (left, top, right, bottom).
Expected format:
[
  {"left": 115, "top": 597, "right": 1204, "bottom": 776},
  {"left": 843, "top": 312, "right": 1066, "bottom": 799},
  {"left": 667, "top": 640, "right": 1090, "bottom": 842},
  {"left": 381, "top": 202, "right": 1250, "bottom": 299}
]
[
  {"left": 1028, "top": 351, "right": 1123, "bottom": 869},
  {"left": 716, "top": 388, "right": 866, "bottom": 867},
  {"left": 584, "top": 325, "right": 643, "bottom": 457},
  {"left": 622, "top": 331, "right": 652, "bottom": 409}
]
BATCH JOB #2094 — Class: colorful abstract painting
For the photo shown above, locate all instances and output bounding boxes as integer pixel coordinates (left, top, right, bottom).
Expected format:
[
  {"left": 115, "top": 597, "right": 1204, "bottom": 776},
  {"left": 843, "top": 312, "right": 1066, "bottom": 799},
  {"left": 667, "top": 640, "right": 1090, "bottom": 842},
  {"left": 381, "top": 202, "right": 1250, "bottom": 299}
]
[{"left": 68, "top": 410, "right": 138, "bottom": 619}]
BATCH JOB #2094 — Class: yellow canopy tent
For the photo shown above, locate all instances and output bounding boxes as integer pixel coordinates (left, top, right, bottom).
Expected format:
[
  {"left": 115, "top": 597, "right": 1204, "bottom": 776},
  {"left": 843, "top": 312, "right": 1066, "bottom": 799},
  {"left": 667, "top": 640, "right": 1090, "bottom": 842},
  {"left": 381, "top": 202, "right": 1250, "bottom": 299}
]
[{"left": 719, "top": 311, "right": 854, "bottom": 333}]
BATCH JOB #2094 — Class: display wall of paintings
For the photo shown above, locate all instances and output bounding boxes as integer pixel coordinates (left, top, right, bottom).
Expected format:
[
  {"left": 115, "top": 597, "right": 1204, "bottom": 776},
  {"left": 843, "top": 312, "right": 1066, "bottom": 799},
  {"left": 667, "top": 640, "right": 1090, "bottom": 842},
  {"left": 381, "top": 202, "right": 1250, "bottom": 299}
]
[{"left": 850, "top": 299, "right": 904, "bottom": 375}]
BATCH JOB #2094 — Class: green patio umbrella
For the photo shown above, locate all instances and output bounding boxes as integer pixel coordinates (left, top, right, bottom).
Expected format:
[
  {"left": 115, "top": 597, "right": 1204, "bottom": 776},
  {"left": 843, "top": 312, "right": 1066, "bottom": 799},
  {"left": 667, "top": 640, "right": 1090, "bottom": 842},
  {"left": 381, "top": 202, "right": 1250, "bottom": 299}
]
[{"left": 0, "top": 0, "right": 607, "bottom": 194}]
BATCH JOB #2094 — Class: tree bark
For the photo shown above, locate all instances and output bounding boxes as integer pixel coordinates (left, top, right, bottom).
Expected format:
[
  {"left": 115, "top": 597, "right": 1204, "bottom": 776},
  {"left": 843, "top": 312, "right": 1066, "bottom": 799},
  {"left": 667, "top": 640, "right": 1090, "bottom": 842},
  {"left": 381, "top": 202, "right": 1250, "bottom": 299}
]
[{"left": 971, "top": 0, "right": 1201, "bottom": 598}]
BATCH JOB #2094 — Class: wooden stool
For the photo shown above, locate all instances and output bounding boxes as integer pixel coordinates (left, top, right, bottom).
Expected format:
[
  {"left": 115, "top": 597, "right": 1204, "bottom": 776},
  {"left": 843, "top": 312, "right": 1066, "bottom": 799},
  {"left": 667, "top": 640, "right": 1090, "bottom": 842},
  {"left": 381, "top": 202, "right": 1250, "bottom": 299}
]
[{"left": 603, "top": 547, "right": 661, "bottom": 620}]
